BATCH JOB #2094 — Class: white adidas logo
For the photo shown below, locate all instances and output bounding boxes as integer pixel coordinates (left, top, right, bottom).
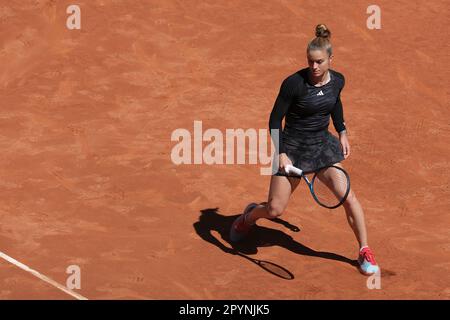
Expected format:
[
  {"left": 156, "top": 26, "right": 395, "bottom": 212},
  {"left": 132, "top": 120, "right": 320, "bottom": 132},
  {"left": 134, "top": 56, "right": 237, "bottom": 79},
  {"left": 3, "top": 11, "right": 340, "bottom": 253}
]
[{"left": 317, "top": 90, "right": 324, "bottom": 96}]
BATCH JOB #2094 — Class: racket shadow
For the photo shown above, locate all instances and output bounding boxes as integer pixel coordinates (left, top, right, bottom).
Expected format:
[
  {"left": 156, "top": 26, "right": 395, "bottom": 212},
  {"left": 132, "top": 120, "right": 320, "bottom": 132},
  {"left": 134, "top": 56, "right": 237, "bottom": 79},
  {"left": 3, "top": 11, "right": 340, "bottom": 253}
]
[
  {"left": 193, "top": 208, "right": 358, "bottom": 279},
  {"left": 235, "top": 252, "right": 294, "bottom": 280}
]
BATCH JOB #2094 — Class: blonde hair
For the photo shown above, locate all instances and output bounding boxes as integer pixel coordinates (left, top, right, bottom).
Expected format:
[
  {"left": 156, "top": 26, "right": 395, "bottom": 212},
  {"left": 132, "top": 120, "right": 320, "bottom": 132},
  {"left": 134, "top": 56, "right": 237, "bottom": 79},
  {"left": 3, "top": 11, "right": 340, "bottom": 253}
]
[{"left": 307, "top": 24, "right": 332, "bottom": 57}]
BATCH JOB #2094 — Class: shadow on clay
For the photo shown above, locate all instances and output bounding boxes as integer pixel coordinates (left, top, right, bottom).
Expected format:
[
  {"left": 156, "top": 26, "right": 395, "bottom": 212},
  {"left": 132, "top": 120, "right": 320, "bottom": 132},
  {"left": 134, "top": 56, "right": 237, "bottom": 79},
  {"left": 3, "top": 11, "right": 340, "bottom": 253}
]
[{"left": 193, "top": 207, "right": 358, "bottom": 279}]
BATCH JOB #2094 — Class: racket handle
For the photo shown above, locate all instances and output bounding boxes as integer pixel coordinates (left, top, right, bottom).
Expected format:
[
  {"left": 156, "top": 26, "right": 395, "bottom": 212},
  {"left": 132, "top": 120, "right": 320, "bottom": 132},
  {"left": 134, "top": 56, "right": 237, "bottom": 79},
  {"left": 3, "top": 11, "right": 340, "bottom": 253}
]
[{"left": 284, "top": 164, "right": 303, "bottom": 176}]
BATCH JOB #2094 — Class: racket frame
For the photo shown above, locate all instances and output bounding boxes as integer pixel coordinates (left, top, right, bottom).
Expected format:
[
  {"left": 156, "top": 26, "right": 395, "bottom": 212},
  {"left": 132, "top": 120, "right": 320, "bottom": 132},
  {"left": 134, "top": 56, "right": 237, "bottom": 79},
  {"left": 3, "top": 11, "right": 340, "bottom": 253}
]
[{"left": 284, "top": 164, "right": 351, "bottom": 209}]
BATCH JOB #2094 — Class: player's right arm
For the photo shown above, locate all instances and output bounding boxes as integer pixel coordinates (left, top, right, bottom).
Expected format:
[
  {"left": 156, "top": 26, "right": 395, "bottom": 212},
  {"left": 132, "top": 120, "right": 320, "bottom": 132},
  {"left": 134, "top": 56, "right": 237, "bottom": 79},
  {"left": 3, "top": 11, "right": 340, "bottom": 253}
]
[{"left": 269, "top": 77, "right": 296, "bottom": 171}]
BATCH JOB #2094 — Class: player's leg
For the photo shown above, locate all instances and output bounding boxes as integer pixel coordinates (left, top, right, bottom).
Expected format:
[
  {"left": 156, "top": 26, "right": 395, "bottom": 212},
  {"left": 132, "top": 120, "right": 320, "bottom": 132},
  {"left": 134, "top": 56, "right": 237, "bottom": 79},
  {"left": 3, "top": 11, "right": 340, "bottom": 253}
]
[
  {"left": 229, "top": 175, "right": 300, "bottom": 242},
  {"left": 327, "top": 162, "right": 368, "bottom": 247},
  {"left": 323, "top": 162, "right": 379, "bottom": 274},
  {"left": 246, "top": 175, "right": 301, "bottom": 224}
]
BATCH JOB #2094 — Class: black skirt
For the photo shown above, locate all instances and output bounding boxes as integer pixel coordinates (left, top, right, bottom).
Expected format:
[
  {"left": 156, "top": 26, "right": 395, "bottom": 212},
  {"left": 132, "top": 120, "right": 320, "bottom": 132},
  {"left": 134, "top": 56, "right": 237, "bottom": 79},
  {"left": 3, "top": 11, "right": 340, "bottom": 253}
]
[{"left": 275, "top": 129, "right": 345, "bottom": 175}]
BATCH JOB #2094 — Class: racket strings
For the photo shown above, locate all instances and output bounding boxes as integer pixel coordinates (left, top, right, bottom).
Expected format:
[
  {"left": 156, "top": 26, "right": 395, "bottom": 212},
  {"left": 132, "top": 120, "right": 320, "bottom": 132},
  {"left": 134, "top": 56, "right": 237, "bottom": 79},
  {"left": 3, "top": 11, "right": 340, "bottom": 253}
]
[{"left": 312, "top": 166, "right": 350, "bottom": 207}]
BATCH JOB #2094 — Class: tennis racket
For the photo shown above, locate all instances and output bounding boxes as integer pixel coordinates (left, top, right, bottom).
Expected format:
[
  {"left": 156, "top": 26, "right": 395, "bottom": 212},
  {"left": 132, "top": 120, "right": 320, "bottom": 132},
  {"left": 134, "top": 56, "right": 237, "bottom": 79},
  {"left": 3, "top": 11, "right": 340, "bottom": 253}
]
[{"left": 282, "top": 164, "right": 351, "bottom": 209}]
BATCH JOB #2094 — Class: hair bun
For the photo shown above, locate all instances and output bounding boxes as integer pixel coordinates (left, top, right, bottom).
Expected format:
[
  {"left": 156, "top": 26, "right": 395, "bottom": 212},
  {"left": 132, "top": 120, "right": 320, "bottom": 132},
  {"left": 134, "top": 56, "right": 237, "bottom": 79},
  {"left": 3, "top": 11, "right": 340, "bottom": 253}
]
[{"left": 315, "top": 24, "right": 331, "bottom": 39}]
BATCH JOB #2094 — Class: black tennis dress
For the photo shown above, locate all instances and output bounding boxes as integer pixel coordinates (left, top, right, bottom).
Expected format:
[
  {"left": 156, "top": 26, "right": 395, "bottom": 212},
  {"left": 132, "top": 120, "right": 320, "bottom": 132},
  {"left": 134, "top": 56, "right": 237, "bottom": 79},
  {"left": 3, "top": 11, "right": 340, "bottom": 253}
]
[{"left": 269, "top": 67, "right": 347, "bottom": 174}]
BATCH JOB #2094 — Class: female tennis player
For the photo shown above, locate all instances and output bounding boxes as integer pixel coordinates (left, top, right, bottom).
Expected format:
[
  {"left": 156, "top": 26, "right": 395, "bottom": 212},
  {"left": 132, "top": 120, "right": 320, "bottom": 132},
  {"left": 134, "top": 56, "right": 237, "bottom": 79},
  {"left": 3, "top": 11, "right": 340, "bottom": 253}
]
[{"left": 230, "top": 24, "right": 379, "bottom": 275}]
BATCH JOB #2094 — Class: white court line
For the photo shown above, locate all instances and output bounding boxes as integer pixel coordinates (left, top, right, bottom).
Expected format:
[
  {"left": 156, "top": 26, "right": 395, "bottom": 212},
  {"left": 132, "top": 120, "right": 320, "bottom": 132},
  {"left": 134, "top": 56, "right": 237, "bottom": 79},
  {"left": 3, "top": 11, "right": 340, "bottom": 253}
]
[{"left": 0, "top": 251, "right": 88, "bottom": 300}]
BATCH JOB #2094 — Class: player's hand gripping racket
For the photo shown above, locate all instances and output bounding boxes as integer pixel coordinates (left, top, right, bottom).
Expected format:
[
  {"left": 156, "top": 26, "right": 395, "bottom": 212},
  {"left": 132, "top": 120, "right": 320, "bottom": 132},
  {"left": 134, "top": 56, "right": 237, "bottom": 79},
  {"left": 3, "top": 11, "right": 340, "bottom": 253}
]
[{"left": 283, "top": 164, "right": 351, "bottom": 209}]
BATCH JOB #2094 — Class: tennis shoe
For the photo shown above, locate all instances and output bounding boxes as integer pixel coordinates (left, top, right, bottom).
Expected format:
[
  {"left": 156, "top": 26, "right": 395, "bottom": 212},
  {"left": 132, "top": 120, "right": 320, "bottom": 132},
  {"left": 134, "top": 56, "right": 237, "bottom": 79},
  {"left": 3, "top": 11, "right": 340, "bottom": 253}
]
[
  {"left": 229, "top": 203, "right": 258, "bottom": 242},
  {"left": 358, "top": 246, "right": 380, "bottom": 275}
]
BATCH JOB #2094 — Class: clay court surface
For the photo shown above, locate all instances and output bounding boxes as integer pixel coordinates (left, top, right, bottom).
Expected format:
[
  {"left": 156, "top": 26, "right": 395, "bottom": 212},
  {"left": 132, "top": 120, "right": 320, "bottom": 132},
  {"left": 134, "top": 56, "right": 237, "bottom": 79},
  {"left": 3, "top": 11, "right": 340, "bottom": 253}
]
[{"left": 0, "top": 0, "right": 449, "bottom": 299}]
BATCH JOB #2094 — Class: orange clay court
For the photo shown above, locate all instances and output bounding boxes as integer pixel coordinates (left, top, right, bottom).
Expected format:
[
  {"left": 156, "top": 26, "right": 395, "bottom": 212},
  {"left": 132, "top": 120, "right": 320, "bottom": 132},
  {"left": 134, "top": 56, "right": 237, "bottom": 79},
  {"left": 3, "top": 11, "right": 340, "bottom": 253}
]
[{"left": 0, "top": 0, "right": 449, "bottom": 299}]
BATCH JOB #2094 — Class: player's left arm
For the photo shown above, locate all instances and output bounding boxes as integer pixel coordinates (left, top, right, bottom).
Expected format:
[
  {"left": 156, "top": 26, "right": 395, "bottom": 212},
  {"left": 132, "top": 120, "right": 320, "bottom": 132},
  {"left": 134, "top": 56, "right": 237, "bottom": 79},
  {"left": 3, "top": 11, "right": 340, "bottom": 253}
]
[{"left": 331, "top": 76, "right": 350, "bottom": 159}]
